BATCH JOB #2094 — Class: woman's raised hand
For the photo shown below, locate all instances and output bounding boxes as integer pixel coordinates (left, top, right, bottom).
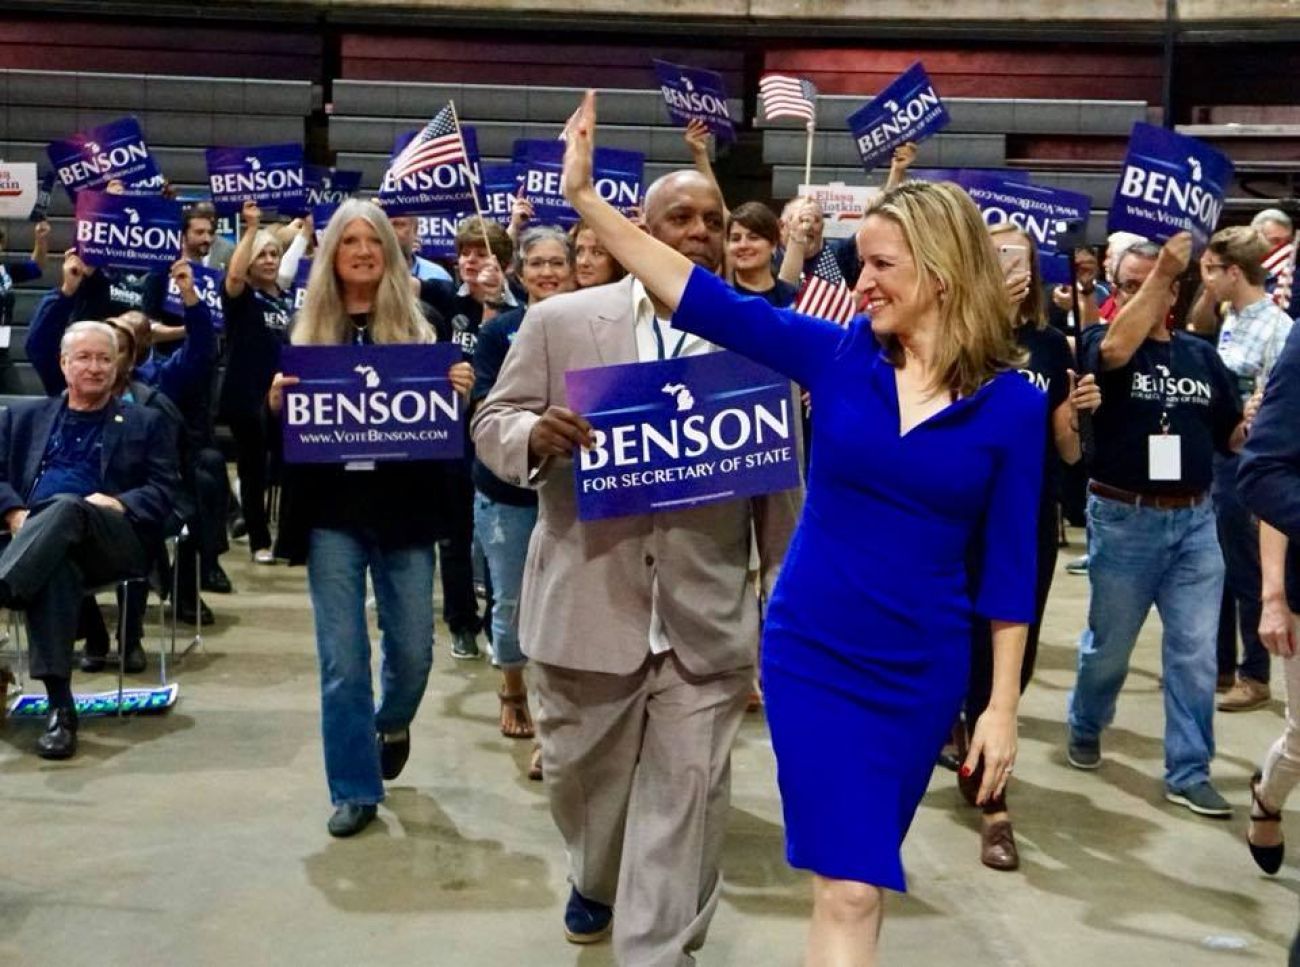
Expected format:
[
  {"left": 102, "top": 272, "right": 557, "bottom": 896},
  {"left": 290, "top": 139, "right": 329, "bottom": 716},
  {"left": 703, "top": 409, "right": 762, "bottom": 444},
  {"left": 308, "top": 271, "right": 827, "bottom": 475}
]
[{"left": 561, "top": 90, "right": 598, "bottom": 206}]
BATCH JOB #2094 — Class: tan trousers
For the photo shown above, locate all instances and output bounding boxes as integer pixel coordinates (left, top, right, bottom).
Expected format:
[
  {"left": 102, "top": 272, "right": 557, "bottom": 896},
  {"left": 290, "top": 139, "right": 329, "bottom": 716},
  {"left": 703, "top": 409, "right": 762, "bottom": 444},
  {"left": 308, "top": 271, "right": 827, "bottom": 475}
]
[{"left": 532, "top": 652, "right": 750, "bottom": 967}]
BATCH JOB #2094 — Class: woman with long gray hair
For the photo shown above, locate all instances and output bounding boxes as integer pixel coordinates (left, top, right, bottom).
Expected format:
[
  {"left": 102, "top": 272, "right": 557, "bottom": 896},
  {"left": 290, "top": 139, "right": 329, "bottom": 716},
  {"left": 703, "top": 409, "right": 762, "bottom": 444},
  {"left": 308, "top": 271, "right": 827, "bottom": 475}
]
[{"left": 269, "top": 199, "right": 474, "bottom": 838}]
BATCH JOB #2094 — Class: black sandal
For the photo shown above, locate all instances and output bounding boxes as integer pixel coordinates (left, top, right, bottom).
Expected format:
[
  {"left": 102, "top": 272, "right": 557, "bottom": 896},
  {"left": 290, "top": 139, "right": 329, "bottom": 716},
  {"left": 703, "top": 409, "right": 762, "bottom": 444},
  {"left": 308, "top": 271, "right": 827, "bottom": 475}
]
[{"left": 1248, "top": 770, "right": 1285, "bottom": 875}]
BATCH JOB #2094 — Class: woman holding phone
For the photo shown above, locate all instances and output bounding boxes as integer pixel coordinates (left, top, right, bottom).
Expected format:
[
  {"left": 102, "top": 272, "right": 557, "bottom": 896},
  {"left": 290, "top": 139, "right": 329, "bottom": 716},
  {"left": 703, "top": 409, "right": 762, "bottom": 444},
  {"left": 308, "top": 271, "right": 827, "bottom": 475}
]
[
  {"left": 958, "top": 223, "right": 1102, "bottom": 870},
  {"left": 558, "top": 91, "right": 1046, "bottom": 965}
]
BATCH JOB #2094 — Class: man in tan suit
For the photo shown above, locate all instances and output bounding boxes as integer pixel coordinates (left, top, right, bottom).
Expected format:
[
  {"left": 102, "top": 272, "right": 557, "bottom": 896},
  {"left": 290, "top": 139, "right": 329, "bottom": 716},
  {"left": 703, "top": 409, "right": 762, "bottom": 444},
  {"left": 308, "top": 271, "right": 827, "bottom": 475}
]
[{"left": 472, "top": 170, "right": 800, "bottom": 966}]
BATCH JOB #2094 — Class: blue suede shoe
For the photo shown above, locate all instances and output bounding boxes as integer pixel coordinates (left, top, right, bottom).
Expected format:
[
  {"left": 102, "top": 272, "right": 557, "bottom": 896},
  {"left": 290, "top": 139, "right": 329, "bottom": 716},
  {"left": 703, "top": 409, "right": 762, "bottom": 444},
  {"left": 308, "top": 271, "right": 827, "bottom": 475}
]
[{"left": 563, "top": 886, "right": 613, "bottom": 944}]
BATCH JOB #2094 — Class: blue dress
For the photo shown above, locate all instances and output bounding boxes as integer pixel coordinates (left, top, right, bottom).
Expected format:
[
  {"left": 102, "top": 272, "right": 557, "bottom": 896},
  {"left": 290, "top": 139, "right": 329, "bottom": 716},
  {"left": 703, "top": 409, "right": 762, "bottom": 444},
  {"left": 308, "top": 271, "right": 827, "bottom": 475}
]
[{"left": 673, "top": 268, "right": 1045, "bottom": 891}]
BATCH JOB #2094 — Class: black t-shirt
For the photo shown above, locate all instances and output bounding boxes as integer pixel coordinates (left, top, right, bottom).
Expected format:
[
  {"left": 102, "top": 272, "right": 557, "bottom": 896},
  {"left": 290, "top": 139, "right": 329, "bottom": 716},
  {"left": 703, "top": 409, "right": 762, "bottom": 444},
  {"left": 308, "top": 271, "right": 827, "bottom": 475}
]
[
  {"left": 1081, "top": 327, "right": 1242, "bottom": 494},
  {"left": 734, "top": 278, "right": 798, "bottom": 308},
  {"left": 219, "top": 285, "right": 291, "bottom": 419},
  {"left": 1015, "top": 323, "right": 1072, "bottom": 503},
  {"left": 73, "top": 268, "right": 165, "bottom": 322},
  {"left": 418, "top": 278, "right": 483, "bottom": 360}
]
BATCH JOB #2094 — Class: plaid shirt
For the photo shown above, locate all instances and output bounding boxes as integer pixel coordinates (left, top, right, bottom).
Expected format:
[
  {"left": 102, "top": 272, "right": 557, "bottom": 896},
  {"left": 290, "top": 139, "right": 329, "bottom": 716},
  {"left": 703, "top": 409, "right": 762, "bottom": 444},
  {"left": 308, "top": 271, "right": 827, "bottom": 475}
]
[{"left": 1218, "top": 296, "right": 1294, "bottom": 386}]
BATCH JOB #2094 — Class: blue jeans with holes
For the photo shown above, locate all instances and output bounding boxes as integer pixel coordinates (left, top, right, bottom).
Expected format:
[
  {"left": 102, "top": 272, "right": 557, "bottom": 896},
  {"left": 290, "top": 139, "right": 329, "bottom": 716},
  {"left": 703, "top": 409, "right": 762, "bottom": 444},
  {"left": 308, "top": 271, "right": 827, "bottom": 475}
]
[
  {"left": 1067, "top": 494, "right": 1224, "bottom": 792},
  {"left": 307, "top": 528, "right": 435, "bottom": 806},
  {"left": 472, "top": 492, "right": 537, "bottom": 670}
]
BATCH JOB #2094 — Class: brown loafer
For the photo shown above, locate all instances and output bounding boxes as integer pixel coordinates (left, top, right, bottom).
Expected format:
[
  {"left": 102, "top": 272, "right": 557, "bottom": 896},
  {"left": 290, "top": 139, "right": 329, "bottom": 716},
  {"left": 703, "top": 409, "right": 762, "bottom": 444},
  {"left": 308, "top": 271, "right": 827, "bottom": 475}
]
[{"left": 980, "top": 819, "right": 1019, "bottom": 871}]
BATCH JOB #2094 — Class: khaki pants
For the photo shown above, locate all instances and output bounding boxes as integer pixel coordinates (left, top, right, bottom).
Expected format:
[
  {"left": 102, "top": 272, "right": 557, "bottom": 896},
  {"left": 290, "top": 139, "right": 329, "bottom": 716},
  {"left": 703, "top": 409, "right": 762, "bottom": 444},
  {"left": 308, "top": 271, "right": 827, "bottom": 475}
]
[{"left": 532, "top": 652, "right": 750, "bottom": 967}]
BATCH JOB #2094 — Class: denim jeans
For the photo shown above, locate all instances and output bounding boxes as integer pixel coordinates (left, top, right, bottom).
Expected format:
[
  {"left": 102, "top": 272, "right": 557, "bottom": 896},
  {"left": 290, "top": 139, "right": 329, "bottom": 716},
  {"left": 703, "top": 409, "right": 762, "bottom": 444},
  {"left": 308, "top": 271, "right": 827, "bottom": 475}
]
[
  {"left": 1068, "top": 494, "right": 1224, "bottom": 791},
  {"left": 307, "top": 528, "right": 435, "bottom": 806},
  {"left": 1211, "top": 453, "right": 1268, "bottom": 683},
  {"left": 472, "top": 492, "right": 537, "bottom": 670}
]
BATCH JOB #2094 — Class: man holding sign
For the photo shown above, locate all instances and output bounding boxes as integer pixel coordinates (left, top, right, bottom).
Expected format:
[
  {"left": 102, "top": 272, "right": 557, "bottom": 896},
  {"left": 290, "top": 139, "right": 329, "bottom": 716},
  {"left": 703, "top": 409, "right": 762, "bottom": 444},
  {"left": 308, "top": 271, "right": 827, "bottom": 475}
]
[
  {"left": 473, "top": 169, "right": 800, "bottom": 963},
  {"left": 1067, "top": 232, "right": 1248, "bottom": 817}
]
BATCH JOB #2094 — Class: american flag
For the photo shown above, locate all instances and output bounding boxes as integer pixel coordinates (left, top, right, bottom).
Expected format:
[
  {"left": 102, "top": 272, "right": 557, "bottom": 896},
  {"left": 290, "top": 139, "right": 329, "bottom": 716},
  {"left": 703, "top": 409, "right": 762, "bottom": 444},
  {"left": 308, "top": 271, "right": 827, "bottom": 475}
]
[
  {"left": 1263, "top": 240, "right": 1295, "bottom": 311},
  {"left": 794, "top": 274, "right": 856, "bottom": 326},
  {"left": 386, "top": 105, "right": 465, "bottom": 182},
  {"left": 759, "top": 75, "right": 818, "bottom": 124}
]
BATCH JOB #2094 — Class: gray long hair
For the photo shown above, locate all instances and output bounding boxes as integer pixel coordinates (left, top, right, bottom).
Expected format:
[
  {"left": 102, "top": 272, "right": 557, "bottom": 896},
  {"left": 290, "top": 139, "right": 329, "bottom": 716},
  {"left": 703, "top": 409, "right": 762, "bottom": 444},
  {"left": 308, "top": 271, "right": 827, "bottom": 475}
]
[{"left": 292, "top": 199, "right": 433, "bottom": 346}]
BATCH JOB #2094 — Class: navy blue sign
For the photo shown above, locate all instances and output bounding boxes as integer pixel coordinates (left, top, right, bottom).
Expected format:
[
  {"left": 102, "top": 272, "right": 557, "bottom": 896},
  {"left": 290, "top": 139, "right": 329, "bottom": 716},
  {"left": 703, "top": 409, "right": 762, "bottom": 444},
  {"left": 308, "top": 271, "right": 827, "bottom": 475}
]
[
  {"left": 75, "top": 191, "right": 183, "bottom": 271},
  {"left": 47, "top": 117, "right": 165, "bottom": 196},
  {"left": 565, "top": 352, "right": 801, "bottom": 522},
  {"left": 378, "top": 127, "right": 482, "bottom": 217},
  {"left": 206, "top": 143, "right": 306, "bottom": 215},
  {"left": 163, "top": 261, "right": 225, "bottom": 328},
  {"left": 514, "top": 140, "right": 643, "bottom": 228},
  {"left": 653, "top": 60, "right": 735, "bottom": 143},
  {"left": 914, "top": 167, "right": 1031, "bottom": 185},
  {"left": 847, "top": 62, "right": 950, "bottom": 171},
  {"left": 289, "top": 258, "right": 312, "bottom": 312},
  {"left": 954, "top": 171, "right": 1091, "bottom": 253},
  {"left": 304, "top": 166, "right": 362, "bottom": 208},
  {"left": 281, "top": 344, "right": 464, "bottom": 463},
  {"left": 413, "top": 163, "right": 518, "bottom": 260},
  {"left": 29, "top": 169, "right": 56, "bottom": 222},
  {"left": 1108, "top": 122, "right": 1234, "bottom": 247}
]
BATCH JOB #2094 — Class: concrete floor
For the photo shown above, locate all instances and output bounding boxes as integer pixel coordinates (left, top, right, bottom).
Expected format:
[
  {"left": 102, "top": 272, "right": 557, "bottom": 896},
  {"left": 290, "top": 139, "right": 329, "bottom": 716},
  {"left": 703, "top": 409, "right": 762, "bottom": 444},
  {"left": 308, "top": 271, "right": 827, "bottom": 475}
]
[{"left": 1, "top": 528, "right": 1297, "bottom": 965}]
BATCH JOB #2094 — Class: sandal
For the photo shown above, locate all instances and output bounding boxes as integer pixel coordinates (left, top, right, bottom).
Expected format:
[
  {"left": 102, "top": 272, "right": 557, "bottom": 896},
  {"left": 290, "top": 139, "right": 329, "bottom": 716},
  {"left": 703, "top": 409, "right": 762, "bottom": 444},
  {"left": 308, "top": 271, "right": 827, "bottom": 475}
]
[
  {"left": 1248, "top": 770, "right": 1285, "bottom": 875},
  {"left": 498, "top": 689, "right": 535, "bottom": 740},
  {"left": 528, "top": 743, "right": 543, "bottom": 782}
]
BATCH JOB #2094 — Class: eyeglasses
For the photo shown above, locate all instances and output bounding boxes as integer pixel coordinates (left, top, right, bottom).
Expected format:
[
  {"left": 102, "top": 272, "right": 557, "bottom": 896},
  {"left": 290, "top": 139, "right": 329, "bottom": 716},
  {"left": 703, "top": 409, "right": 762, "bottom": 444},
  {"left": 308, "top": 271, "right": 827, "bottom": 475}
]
[
  {"left": 1201, "top": 261, "right": 1231, "bottom": 273},
  {"left": 524, "top": 258, "right": 569, "bottom": 271}
]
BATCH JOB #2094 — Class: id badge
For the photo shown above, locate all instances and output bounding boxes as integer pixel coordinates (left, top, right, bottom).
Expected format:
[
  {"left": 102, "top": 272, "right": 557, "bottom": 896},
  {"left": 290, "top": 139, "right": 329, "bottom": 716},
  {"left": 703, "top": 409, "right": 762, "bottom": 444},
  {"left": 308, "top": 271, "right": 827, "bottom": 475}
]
[{"left": 1148, "top": 435, "right": 1182, "bottom": 481}]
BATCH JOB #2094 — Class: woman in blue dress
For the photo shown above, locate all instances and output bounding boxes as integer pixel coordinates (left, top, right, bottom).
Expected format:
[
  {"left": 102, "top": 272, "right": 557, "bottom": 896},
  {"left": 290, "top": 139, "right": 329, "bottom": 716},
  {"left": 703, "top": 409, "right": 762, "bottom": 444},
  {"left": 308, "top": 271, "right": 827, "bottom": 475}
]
[{"left": 559, "top": 92, "right": 1045, "bottom": 964}]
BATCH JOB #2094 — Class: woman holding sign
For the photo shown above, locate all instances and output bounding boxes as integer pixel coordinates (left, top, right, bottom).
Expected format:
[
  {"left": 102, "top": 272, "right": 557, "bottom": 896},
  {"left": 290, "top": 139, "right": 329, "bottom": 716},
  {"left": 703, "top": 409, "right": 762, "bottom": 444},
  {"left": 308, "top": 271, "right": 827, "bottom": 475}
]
[
  {"left": 268, "top": 199, "right": 474, "bottom": 838},
  {"left": 222, "top": 200, "right": 291, "bottom": 566},
  {"left": 559, "top": 91, "right": 1044, "bottom": 964}
]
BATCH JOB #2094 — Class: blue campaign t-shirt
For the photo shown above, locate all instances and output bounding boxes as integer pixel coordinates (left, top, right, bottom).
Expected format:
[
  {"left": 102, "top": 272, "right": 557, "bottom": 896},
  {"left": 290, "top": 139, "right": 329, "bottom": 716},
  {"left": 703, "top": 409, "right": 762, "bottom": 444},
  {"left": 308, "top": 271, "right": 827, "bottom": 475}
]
[
  {"left": 1081, "top": 327, "right": 1241, "bottom": 494},
  {"left": 29, "top": 407, "right": 108, "bottom": 505}
]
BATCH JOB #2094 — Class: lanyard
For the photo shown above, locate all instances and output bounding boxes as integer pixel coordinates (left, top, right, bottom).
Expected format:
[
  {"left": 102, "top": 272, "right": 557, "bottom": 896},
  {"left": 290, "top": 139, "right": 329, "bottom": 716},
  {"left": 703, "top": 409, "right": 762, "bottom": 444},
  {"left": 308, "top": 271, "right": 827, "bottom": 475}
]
[{"left": 652, "top": 318, "right": 687, "bottom": 360}]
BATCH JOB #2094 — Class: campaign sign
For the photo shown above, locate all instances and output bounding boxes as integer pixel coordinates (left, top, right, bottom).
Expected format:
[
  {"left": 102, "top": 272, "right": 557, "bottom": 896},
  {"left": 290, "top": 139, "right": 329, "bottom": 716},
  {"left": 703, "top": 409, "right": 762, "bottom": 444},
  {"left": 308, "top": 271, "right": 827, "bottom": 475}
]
[
  {"left": 8, "top": 683, "right": 178, "bottom": 719},
  {"left": 289, "top": 258, "right": 313, "bottom": 312},
  {"left": 797, "top": 182, "right": 879, "bottom": 239},
  {"left": 847, "top": 62, "right": 950, "bottom": 171},
  {"left": 163, "top": 261, "right": 225, "bottom": 328},
  {"left": 565, "top": 352, "right": 800, "bottom": 522},
  {"left": 75, "top": 191, "right": 183, "bottom": 271},
  {"left": 304, "top": 165, "right": 362, "bottom": 208},
  {"left": 1108, "top": 122, "right": 1234, "bottom": 247},
  {"left": 954, "top": 170, "right": 1091, "bottom": 253},
  {"left": 47, "top": 117, "right": 164, "bottom": 196},
  {"left": 378, "top": 127, "right": 482, "bottom": 216},
  {"left": 29, "top": 169, "right": 56, "bottom": 222},
  {"left": 0, "top": 161, "right": 38, "bottom": 219},
  {"left": 415, "top": 164, "right": 518, "bottom": 260},
  {"left": 281, "top": 344, "right": 464, "bottom": 464},
  {"left": 514, "top": 140, "right": 643, "bottom": 228},
  {"left": 653, "top": 60, "right": 735, "bottom": 143},
  {"left": 206, "top": 143, "right": 306, "bottom": 215}
]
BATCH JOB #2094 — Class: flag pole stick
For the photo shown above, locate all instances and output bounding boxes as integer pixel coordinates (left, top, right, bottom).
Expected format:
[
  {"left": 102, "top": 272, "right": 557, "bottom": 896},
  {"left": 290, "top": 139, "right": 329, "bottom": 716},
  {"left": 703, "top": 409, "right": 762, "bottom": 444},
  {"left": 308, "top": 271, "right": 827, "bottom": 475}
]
[
  {"left": 447, "top": 99, "right": 494, "bottom": 255},
  {"left": 803, "top": 119, "right": 815, "bottom": 186}
]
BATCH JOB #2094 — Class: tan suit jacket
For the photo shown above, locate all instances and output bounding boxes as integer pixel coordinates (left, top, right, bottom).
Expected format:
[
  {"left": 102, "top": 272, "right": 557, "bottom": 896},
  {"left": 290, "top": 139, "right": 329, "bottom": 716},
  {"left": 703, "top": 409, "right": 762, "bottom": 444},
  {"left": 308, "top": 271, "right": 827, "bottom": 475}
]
[{"left": 471, "top": 276, "right": 802, "bottom": 677}]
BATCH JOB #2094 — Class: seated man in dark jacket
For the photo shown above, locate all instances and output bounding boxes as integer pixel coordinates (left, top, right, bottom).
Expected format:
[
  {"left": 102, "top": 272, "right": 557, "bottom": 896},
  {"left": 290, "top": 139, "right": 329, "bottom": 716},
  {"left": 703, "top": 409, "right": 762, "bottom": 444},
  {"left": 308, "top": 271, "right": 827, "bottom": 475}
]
[{"left": 0, "top": 321, "right": 181, "bottom": 760}]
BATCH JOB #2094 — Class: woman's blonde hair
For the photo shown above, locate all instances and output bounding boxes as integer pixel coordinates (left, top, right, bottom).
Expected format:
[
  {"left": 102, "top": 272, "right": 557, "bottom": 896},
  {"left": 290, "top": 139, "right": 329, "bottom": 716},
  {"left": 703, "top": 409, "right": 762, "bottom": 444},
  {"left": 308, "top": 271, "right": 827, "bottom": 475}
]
[
  {"left": 987, "top": 221, "right": 1046, "bottom": 330},
  {"left": 292, "top": 199, "right": 433, "bottom": 346},
  {"left": 867, "top": 181, "right": 1025, "bottom": 397}
]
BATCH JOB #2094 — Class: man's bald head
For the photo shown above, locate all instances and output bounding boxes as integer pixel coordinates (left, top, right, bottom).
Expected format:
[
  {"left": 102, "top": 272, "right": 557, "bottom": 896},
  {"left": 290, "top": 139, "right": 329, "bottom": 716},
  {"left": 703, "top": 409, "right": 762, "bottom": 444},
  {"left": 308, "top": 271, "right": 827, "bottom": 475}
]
[{"left": 641, "top": 170, "right": 725, "bottom": 272}]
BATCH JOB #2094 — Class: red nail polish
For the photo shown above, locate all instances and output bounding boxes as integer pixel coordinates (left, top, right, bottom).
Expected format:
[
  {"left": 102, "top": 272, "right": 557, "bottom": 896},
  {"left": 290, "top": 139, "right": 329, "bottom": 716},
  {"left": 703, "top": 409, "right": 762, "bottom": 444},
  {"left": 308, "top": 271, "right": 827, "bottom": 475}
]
[{"left": 959, "top": 766, "right": 971, "bottom": 778}]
